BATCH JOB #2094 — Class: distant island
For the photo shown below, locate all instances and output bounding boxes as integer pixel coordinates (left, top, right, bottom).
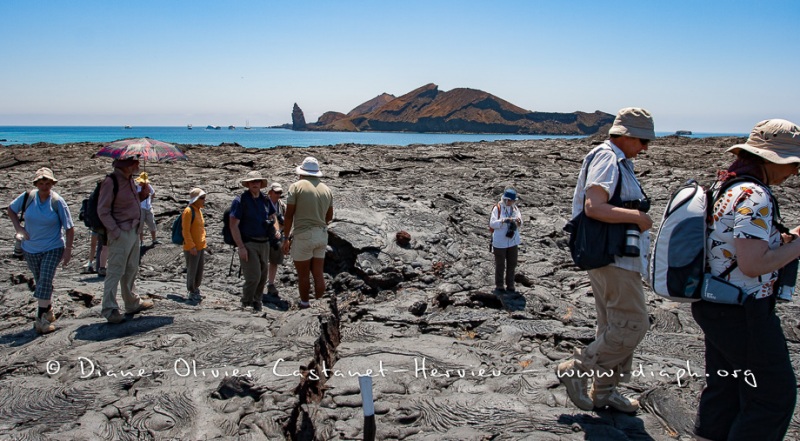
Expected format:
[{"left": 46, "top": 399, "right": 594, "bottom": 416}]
[{"left": 288, "top": 83, "right": 615, "bottom": 136}]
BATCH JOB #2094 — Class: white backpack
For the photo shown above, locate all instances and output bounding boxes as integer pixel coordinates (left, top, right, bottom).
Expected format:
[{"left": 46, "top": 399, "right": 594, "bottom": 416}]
[{"left": 648, "top": 177, "right": 760, "bottom": 302}]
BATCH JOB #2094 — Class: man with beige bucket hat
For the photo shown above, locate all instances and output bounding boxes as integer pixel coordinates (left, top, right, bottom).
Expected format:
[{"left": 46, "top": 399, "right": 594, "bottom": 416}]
[
  {"left": 557, "top": 107, "right": 655, "bottom": 412},
  {"left": 228, "top": 171, "right": 281, "bottom": 312}
]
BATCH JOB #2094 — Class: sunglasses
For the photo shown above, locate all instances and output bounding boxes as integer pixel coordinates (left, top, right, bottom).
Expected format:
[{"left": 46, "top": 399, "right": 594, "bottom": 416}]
[{"left": 638, "top": 138, "right": 651, "bottom": 146}]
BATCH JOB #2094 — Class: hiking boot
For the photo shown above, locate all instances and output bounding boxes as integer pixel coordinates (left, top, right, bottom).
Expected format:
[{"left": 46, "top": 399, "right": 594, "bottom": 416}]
[
  {"left": 267, "top": 284, "right": 279, "bottom": 296},
  {"left": 252, "top": 302, "right": 263, "bottom": 312},
  {"left": 107, "top": 310, "right": 126, "bottom": 324},
  {"left": 34, "top": 316, "right": 55, "bottom": 334},
  {"left": 555, "top": 360, "right": 594, "bottom": 411},
  {"left": 590, "top": 383, "right": 640, "bottom": 413},
  {"left": 506, "top": 285, "right": 516, "bottom": 294},
  {"left": 128, "top": 299, "right": 154, "bottom": 315},
  {"left": 188, "top": 290, "right": 202, "bottom": 302},
  {"left": 97, "top": 267, "right": 106, "bottom": 277}
]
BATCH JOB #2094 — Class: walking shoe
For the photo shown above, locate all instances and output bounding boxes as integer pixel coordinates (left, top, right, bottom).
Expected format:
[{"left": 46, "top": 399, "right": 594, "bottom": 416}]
[
  {"left": 555, "top": 360, "right": 594, "bottom": 411},
  {"left": 267, "top": 284, "right": 279, "bottom": 296},
  {"left": 128, "top": 299, "right": 154, "bottom": 315},
  {"left": 252, "top": 302, "right": 263, "bottom": 312},
  {"left": 188, "top": 290, "right": 202, "bottom": 302},
  {"left": 590, "top": 383, "right": 640, "bottom": 413},
  {"left": 97, "top": 267, "right": 106, "bottom": 277},
  {"left": 34, "top": 316, "right": 55, "bottom": 334},
  {"left": 43, "top": 307, "right": 56, "bottom": 323},
  {"left": 107, "top": 310, "right": 126, "bottom": 324},
  {"left": 152, "top": 239, "right": 161, "bottom": 245},
  {"left": 299, "top": 301, "right": 311, "bottom": 310}
]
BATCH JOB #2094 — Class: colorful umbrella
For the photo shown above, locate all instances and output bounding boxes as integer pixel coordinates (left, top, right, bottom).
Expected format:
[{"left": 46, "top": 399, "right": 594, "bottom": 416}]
[{"left": 95, "top": 137, "right": 187, "bottom": 162}]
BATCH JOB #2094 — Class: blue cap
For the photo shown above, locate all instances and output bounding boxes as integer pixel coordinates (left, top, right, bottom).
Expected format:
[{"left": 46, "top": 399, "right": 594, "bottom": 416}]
[{"left": 502, "top": 188, "right": 517, "bottom": 201}]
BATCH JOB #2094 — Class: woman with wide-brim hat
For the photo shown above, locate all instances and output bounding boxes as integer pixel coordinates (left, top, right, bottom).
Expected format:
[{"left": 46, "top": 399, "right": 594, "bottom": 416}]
[
  {"left": 6, "top": 167, "right": 75, "bottom": 334},
  {"left": 693, "top": 119, "right": 800, "bottom": 441}
]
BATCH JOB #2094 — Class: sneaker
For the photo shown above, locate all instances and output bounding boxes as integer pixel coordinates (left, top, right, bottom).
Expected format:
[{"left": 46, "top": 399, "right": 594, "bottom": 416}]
[
  {"left": 299, "top": 301, "right": 311, "bottom": 310},
  {"left": 152, "top": 239, "right": 161, "bottom": 245},
  {"left": 97, "top": 267, "right": 106, "bottom": 277},
  {"left": 128, "top": 299, "right": 154, "bottom": 315},
  {"left": 555, "top": 360, "right": 594, "bottom": 411},
  {"left": 590, "top": 384, "right": 639, "bottom": 413},
  {"left": 34, "top": 316, "right": 55, "bottom": 334},
  {"left": 267, "top": 284, "right": 279, "bottom": 296},
  {"left": 107, "top": 310, "right": 126, "bottom": 324}
]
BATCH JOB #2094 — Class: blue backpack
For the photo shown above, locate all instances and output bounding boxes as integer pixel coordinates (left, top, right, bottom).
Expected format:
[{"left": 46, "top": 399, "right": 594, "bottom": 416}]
[{"left": 171, "top": 207, "right": 195, "bottom": 245}]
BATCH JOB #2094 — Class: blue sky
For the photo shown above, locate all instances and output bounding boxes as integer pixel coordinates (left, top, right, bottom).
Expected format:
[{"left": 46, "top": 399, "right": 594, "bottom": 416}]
[{"left": 1, "top": 0, "right": 798, "bottom": 132}]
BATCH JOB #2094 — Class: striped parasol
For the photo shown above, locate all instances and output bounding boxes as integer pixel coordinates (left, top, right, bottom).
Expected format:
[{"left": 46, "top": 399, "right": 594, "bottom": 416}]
[{"left": 96, "top": 137, "right": 187, "bottom": 163}]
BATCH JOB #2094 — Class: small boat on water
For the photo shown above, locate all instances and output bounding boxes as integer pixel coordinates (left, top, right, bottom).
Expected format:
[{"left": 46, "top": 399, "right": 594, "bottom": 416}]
[
  {"left": 674, "top": 130, "right": 692, "bottom": 136},
  {"left": 187, "top": 124, "right": 192, "bottom": 130},
  {"left": 124, "top": 125, "right": 132, "bottom": 129},
  {"left": 228, "top": 125, "right": 236, "bottom": 130},
  {"left": 206, "top": 125, "right": 221, "bottom": 130},
  {"left": 244, "top": 120, "right": 253, "bottom": 130}
]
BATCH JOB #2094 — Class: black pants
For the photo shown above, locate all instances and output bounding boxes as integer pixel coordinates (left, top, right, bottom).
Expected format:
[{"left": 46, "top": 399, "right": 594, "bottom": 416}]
[
  {"left": 493, "top": 245, "right": 518, "bottom": 290},
  {"left": 691, "top": 297, "right": 796, "bottom": 441}
]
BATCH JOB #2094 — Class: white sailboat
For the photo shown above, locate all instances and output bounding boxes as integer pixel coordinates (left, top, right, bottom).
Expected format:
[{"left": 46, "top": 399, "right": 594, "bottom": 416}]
[{"left": 244, "top": 120, "right": 253, "bottom": 130}]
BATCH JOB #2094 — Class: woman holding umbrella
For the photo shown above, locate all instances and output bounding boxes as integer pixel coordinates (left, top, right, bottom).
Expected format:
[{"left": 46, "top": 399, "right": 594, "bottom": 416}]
[{"left": 7, "top": 168, "right": 75, "bottom": 334}]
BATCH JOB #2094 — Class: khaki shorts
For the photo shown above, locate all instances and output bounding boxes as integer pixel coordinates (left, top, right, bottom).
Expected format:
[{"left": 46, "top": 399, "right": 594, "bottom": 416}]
[
  {"left": 290, "top": 227, "right": 328, "bottom": 261},
  {"left": 140, "top": 208, "right": 156, "bottom": 232}
]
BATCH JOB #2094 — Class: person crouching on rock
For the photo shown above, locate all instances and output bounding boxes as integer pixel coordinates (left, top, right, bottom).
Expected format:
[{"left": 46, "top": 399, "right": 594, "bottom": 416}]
[
  {"left": 183, "top": 188, "right": 207, "bottom": 302},
  {"left": 489, "top": 188, "right": 522, "bottom": 293},
  {"left": 98, "top": 157, "right": 154, "bottom": 324},
  {"left": 229, "top": 171, "right": 281, "bottom": 312},
  {"left": 7, "top": 167, "right": 75, "bottom": 334},
  {"left": 282, "top": 157, "right": 333, "bottom": 310},
  {"left": 556, "top": 107, "right": 655, "bottom": 413}
]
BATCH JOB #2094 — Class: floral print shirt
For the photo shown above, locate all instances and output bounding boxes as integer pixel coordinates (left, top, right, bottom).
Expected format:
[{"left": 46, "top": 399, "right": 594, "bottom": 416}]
[{"left": 707, "top": 182, "right": 780, "bottom": 299}]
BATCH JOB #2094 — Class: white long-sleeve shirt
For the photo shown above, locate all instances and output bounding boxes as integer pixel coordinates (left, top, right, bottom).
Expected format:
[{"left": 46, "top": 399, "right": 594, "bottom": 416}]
[{"left": 489, "top": 201, "right": 522, "bottom": 249}]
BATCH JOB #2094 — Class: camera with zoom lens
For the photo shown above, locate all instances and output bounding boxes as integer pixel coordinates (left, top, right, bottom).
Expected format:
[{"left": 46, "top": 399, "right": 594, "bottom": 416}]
[{"left": 505, "top": 219, "right": 517, "bottom": 238}]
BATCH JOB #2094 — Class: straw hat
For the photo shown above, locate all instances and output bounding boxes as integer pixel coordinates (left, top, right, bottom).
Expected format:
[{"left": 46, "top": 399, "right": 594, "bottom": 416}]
[
  {"left": 295, "top": 157, "right": 323, "bottom": 177},
  {"left": 33, "top": 167, "right": 58, "bottom": 185},
  {"left": 726, "top": 119, "right": 800, "bottom": 165},
  {"left": 135, "top": 171, "right": 150, "bottom": 184}
]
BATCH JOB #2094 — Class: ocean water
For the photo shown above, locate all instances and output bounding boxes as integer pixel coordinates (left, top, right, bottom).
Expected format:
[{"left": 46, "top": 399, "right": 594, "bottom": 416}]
[{"left": 0, "top": 126, "right": 746, "bottom": 149}]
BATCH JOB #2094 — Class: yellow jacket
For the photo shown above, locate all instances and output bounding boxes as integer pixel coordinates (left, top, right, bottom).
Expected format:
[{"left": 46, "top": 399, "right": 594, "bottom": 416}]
[{"left": 182, "top": 204, "right": 206, "bottom": 251}]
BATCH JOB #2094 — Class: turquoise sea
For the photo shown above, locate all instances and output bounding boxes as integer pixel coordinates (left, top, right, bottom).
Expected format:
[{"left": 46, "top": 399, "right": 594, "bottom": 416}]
[{"left": 0, "top": 126, "right": 746, "bottom": 149}]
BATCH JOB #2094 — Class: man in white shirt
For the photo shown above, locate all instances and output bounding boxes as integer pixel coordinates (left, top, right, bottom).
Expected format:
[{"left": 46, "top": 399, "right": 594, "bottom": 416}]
[{"left": 557, "top": 107, "right": 655, "bottom": 413}]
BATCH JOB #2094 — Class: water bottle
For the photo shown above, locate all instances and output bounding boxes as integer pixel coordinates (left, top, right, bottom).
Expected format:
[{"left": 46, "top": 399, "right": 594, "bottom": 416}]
[
  {"left": 777, "top": 258, "right": 799, "bottom": 302},
  {"left": 623, "top": 224, "right": 641, "bottom": 257}
]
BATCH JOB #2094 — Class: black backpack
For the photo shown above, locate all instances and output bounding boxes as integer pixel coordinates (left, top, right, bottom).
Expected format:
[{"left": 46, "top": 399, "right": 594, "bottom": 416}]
[
  {"left": 80, "top": 174, "right": 118, "bottom": 232},
  {"left": 222, "top": 190, "right": 249, "bottom": 246}
]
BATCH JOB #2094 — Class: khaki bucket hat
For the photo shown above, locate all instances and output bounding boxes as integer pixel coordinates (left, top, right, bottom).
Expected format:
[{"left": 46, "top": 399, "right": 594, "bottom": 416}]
[
  {"left": 608, "top": 107, "right": 656, "bottom": 140},
  {"left": 727, "top": 119, "right": 800, "bottom": 164},
  {"left": 33, "top": 167, "right": 58, "bottom": 185},
  {"left": 240, "top": 170, "right": 268, "bottom": 187}
]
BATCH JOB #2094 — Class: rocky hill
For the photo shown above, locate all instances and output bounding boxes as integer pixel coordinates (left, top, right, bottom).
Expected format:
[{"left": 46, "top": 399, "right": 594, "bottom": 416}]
[{"left": 295, "top": 83, "right": 614, "bottom": 135}]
